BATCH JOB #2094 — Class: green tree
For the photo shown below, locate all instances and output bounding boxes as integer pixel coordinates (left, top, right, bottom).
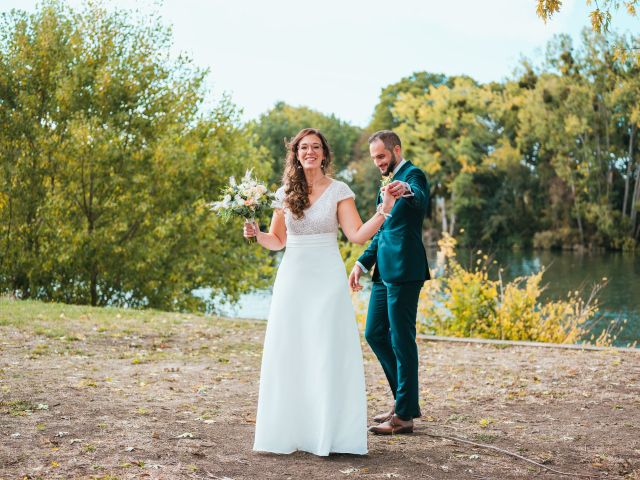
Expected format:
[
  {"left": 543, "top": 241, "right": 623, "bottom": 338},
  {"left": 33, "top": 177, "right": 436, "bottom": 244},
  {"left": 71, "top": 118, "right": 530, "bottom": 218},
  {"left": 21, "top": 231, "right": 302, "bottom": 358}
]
[
  {"left": 0, "top": 1, "right": 273, "bottom": 310},
  {"left": 369, "top": 71, "right": 448, "bottom": 132},
  {"left": 372, "top": 32, "right": 640, "bottom": 250},
  {"left": 393, "top": 76, "right": 497, "bottom": 235},
  {"left": 344, "top": 132, "right": 382, "bottom": 220},
  {"left": 604, "top": 33, "right": 640, "bottom": 239},
  {"left": 349, "top": 72, "right": 448, "bottom": 222},
  {"left": 251, "top": 102, "right": 361, "bottom": 186},
  {"left": 517, "top": 32, "right": 639, "bottom": 248}
]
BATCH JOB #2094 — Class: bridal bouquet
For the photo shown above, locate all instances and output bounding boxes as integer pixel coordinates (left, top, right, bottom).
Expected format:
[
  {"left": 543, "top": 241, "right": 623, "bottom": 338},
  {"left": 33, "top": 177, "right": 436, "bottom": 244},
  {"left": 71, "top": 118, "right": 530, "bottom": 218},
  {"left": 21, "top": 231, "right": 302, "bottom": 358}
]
[{"left": 210, "top": 170, "right": 273, "bottom": 242}]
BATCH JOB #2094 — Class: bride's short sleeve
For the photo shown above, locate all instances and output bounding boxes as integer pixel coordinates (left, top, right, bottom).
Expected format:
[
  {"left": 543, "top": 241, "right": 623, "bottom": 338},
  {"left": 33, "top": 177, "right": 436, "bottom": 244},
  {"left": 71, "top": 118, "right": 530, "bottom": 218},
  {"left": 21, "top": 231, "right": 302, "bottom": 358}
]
[
  {"left": 335, "top": 181, "right": 356, "bottom": 202},
  {"left": 272, "top": 186, "right": 286, "bottom": 209}
]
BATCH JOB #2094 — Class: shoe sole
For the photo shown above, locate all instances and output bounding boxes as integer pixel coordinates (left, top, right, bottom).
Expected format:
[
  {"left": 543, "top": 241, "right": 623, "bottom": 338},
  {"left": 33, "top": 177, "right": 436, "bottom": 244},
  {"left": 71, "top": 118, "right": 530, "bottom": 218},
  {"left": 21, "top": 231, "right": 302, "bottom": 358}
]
[{"left": 369, "top": 427, "right": 414, "bottom": 435}]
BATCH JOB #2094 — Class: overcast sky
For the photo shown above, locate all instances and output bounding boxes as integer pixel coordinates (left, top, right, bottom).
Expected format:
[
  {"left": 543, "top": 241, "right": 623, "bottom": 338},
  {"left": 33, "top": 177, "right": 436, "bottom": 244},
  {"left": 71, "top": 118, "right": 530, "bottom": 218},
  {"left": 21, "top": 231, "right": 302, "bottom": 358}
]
[{"left": 1, "top": 0, "right": 638, "bottom": 126}]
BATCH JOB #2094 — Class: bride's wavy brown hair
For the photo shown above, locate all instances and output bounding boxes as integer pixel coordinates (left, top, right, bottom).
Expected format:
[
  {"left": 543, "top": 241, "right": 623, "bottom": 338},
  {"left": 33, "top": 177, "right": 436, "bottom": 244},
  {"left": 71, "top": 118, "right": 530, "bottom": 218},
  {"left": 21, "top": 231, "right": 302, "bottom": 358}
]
[{"left": 282, "top": 128, "right": 334, "bottom": 219}]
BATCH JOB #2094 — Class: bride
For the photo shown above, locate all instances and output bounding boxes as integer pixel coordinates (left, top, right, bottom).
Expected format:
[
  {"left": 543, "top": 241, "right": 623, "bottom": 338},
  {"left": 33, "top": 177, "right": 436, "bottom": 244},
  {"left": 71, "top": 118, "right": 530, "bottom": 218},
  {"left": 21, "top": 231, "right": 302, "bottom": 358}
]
[{"left": 243, "top": 127, "right": 395, "bottom": 456}]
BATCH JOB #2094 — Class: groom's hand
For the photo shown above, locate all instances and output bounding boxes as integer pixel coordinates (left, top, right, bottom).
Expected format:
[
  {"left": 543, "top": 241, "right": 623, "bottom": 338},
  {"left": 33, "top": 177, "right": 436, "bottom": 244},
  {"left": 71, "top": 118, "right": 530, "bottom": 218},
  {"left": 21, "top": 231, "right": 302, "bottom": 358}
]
[
  {"left": 349, "top": 265, "right": 363, "bottom": 292},
  {"left": 387, "top": 180, "right": 407, "bottom": 198}
]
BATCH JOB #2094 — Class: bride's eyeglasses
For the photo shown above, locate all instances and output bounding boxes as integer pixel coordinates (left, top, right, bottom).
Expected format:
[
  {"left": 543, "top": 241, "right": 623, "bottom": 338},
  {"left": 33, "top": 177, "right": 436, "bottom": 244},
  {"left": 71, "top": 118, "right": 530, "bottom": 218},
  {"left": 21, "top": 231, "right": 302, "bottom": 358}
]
[{"left": 298, "top": 144, "right": 323, "bottom": 153}]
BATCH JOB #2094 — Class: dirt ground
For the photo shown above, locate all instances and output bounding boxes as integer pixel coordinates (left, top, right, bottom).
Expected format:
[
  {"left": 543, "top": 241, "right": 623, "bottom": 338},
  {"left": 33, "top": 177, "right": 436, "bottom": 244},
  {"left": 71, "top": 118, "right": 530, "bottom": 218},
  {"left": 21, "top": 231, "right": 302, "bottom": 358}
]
[{"left": 1, "top": 299, "right": 639, "bottom": 479}]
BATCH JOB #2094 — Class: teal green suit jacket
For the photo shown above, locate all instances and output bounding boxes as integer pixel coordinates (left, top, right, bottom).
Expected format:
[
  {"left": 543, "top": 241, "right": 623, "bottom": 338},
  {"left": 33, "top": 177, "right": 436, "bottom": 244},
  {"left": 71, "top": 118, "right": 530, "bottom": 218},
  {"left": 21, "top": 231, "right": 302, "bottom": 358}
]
[{"left": 357, "top": 161, "right": 430, "bottom": 284}]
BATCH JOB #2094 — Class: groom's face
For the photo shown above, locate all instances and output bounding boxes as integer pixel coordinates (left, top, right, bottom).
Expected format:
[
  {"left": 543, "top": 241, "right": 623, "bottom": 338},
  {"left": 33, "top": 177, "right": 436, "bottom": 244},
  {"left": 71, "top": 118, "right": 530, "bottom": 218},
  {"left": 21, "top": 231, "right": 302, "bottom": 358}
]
[{"left": 370, "top": 139, "right": 400, "bottom": 176}]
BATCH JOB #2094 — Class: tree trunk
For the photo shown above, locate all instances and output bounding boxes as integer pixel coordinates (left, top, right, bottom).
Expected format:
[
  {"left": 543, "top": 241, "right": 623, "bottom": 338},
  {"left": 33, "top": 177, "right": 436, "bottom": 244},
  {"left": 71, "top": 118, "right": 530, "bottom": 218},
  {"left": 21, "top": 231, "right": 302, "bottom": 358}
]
[
  {"left": 437, "top": 196, "right": 448, "bottom": 233},
  {"left": 605, "top": 103, "right": 612, "bottom": 197},
  {"left": 570, "top": 182, "right": 585, "bottom": 246},
  {"left": 622, "top": 124, "right": 637, "bottom": 217},
  {"left": 595, "top": 131, "right": 603, "bottom": 198},
  {"left": 90, "top": 269, "right": 98, "bottom": 306},
  {"left": 88, "top": 211, "right": 98, "bottom": 306},
  {"left": 449, "top": 191, "right": 456, "bottom": 235},
  {"left": 631, "top": 162, "right": 640, "bottom": 236},
  {"left": 449, "top": 210, "right": 457, "bottom": 236},
  {"left": 88, "top": 159, "right": 98, "bottom": 306},
  {"left": 575, "top": 208, "right": 584, "bottom": 246},
  {"left": 1, "top": 195, "right": 12, "bottom": 272}
]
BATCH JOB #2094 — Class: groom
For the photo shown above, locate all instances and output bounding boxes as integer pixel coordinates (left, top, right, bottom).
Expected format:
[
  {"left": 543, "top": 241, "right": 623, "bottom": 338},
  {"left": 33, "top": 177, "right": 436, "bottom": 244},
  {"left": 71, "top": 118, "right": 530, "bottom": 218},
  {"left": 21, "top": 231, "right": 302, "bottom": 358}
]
[{"left": 349, "top": 130, "right": 430, "bottom": 435}]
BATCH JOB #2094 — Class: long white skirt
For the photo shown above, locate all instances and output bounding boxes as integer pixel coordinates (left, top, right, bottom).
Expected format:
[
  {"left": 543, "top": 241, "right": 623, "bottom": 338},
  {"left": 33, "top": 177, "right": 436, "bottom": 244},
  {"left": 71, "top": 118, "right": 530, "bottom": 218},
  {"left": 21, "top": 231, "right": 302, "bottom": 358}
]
[{"left": 253, "top": 233, "right": 368, "bottom": 456}]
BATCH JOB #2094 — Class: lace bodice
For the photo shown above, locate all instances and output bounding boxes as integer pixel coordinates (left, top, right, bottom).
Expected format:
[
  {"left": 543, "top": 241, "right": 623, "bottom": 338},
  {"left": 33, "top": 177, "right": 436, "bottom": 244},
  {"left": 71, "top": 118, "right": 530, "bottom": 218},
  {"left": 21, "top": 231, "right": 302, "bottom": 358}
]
[{"left": 273, "top": 180, "right": 355, "bottom": 235}]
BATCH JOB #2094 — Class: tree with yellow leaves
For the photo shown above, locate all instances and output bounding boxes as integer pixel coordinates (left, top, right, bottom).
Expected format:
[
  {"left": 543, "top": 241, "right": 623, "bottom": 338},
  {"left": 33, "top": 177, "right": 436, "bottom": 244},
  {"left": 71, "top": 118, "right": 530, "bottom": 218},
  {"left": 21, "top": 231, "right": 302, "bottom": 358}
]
[{"left": 536, "top": 0, "right": 638, "bottom": 33}]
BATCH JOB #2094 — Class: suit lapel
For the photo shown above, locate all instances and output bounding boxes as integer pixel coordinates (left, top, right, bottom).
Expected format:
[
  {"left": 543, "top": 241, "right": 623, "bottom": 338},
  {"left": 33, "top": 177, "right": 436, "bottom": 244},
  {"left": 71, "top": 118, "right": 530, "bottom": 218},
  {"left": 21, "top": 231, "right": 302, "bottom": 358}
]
[
  {"left": 377, "top": 161, "right": 412, "bottom": 204},
  {"left": 393, "top": 160, "right": 412, "bottom": 182}
]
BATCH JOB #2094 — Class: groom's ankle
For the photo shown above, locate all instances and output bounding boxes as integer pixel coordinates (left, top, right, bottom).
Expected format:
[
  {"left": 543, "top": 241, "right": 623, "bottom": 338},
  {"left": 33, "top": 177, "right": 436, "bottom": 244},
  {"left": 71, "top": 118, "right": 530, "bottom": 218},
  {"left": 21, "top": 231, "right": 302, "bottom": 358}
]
[{"left": 394, "top": 414, "right": 413, "bottom": 422}]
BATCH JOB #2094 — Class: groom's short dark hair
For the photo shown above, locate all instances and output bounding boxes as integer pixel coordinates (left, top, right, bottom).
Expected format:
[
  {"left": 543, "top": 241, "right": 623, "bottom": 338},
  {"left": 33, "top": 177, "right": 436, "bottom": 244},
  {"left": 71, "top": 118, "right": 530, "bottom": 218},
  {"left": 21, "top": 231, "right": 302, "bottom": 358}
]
[{"left": 368, "top": 130, "right": 401, "bottom": 152}]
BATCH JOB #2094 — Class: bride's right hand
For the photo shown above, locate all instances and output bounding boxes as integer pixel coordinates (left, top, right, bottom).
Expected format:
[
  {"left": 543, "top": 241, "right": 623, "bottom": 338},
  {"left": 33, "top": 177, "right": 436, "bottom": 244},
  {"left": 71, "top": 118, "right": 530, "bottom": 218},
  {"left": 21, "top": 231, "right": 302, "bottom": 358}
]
[{"left": 243, "top": 221, "right": 260, "bottom": 239}]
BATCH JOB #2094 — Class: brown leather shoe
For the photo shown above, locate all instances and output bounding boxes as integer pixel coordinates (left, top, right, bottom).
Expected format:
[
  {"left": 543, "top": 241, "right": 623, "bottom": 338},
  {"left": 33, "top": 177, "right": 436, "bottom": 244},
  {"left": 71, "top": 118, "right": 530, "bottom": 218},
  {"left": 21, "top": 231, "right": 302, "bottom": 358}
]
[
  {"left": 368, "top": 414, "right": 414, "bottom": 435},
  {"left": 372, "top": 407, "right": 395, "bottom": 423}
]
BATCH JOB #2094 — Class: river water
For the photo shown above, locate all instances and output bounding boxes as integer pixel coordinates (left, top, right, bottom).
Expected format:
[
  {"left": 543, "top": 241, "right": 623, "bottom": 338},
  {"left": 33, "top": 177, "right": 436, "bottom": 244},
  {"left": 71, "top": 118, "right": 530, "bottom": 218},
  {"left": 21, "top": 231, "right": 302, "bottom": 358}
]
[{"left": 213, "top": 249, "right": 640, "bottom": 347}]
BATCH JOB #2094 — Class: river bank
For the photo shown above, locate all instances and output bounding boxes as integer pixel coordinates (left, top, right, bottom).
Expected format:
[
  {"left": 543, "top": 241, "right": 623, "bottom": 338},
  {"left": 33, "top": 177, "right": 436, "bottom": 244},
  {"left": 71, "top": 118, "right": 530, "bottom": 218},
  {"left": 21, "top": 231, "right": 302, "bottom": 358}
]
[{"left": 1, "top": 299, "right": 639, "bottom": 479}]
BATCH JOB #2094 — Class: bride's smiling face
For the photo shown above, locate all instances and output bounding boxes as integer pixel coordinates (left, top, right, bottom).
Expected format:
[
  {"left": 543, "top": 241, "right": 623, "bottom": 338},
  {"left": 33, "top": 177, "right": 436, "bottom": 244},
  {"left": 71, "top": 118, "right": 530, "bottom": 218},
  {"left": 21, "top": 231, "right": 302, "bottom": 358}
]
[{"left": 297, "top": 134, "right": 325, "bottom": 171}]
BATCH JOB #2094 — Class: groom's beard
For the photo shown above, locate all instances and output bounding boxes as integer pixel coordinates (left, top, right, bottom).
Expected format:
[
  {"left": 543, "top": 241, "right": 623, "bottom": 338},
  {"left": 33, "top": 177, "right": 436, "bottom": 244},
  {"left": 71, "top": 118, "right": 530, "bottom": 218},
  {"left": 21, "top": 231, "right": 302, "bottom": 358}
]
[{"left": 384, "top": 156, "right": 398, "bottom": 177}]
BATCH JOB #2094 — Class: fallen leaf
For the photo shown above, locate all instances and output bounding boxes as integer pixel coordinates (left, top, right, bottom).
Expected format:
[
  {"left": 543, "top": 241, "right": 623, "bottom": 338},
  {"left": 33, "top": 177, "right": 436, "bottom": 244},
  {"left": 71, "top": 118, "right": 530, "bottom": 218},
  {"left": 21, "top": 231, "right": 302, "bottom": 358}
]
[
  {"left": 479, "top": 418, "right": 491, "bottom": 428},
  {"left": 340, "top": 467, "right": 359, "bottom": 474}
]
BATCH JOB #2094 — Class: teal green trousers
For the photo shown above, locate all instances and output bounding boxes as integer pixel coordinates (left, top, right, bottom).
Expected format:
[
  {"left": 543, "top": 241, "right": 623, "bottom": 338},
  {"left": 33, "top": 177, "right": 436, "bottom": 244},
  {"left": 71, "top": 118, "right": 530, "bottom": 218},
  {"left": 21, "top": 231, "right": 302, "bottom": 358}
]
[{"left": 364, "top": 280, "right": 423, "bottom": 420}]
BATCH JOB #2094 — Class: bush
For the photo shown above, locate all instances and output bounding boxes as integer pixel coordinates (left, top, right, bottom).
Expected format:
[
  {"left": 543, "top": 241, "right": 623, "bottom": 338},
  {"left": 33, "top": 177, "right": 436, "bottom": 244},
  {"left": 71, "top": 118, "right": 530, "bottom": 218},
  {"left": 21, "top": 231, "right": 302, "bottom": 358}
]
[
  {"left": 417, "top": 233, "right": 614, "bottom": 345},
  {"left": 532, "top": 228, "right": 579, "bottom": 250}
]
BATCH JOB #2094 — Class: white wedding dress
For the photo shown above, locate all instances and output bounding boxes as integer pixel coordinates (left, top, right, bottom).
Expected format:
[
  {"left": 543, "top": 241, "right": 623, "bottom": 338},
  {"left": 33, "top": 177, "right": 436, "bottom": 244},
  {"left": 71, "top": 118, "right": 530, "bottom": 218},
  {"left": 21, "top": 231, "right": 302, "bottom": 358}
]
[{"left": 253, "top": 179, "right": 368, "bottom": 456}]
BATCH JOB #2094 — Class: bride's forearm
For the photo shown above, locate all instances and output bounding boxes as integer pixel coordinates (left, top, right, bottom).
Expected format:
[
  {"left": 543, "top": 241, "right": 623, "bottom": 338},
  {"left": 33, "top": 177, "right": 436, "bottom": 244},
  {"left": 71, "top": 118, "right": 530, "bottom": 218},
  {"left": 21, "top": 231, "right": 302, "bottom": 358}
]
[
  {"left": 350, "top": 212, "right": 386, "bottom": 245},
  {"left": 256, "top": 231, "right": 286, "bottom": 251}
]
